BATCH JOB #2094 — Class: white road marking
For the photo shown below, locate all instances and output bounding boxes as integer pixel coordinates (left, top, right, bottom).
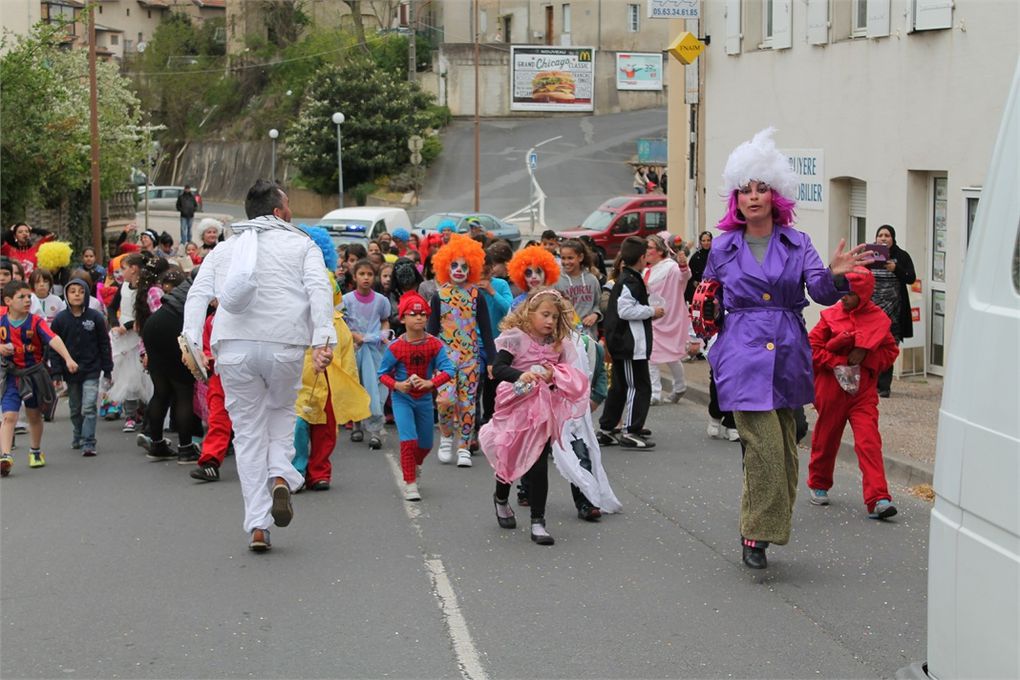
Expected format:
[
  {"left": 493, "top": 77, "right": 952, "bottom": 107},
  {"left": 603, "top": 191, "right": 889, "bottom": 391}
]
[{"left": 384, "top": 452, "right": 488, "bottom": 680}]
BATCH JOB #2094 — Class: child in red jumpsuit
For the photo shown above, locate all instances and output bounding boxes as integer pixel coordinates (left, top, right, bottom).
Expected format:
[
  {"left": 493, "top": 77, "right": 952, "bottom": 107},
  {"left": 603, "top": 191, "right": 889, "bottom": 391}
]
[{"left": 807, "top": 267, "right": 900, "bottom": 519}]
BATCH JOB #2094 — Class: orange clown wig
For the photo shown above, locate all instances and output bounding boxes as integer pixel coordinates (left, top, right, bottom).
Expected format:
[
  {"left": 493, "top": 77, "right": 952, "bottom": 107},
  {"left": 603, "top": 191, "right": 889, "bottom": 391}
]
[
  {"left": 507, "top": 244, "right": 560, "bottom": 292},
  {"left": 433, "top": 233, "right": 485, "bottom": 285}
]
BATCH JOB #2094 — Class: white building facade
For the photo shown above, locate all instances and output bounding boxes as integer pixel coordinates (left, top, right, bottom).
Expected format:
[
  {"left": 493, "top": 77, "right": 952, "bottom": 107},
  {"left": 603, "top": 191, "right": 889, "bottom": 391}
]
[{"left": 699, "top": 0, "right": 1019, "bottom": 376}]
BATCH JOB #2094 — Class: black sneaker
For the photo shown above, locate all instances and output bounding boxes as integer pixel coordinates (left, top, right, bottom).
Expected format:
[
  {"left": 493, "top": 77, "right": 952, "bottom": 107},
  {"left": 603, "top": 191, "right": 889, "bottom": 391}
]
[
  {"left": 190, "top": 463, "right": 220, "bottom": 482},
  {"left": 177, "top": 444, "right": 200, "bottom": 465},
  {"left": 577, "top": 504, "right": 601, "bottom": 522},
  {"left": 618, "top": 432, "right": 655, "bottom": 449},
  {"left": 145, "top": 439, "right": 176, "bottom": 461},
  {"left": 596, "top": 430, "right": 618, "bottom": 447}
]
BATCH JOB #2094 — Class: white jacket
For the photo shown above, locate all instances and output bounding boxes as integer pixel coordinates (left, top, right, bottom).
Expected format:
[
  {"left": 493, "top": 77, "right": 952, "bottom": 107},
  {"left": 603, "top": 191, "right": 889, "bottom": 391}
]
[{"left": 183, "top": 226, "right": 337, "bottom": 349}]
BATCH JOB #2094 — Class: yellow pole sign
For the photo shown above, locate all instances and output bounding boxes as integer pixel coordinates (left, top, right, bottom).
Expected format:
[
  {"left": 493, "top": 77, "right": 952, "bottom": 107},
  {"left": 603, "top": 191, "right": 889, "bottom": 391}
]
[{"left": 668, "top": 31, "right": 704, "bottom": 65}]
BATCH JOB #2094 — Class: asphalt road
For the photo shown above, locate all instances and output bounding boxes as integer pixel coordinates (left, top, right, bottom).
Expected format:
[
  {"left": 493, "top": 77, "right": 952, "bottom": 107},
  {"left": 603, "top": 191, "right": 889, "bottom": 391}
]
[
  {"left": 1, "top": 396, "right": 929, "bottom": 679},
  {"left": 414, "top": 108, "right": 668, "bottom": 232}
]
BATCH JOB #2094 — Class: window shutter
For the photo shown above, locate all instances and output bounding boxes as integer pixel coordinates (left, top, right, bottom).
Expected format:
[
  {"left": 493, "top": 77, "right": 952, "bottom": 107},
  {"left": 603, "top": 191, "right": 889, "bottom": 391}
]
[
  {"left": 772, "top": 0, "right": 792, "bottom": 49},
  {"left": 725, "top": 0, "right": 742, "bottom": 55},
  {"left": 913, "top": 0, "right": 952, "bottom": 31},
  {"left": 806, "top": 0, "right": 829, "bottom": 45},
  {"left": 849, "top": 180, "right": 867, "bottom": 218},
  {"left": 867, "top": 0, "right": 891, "bottom": 38}
]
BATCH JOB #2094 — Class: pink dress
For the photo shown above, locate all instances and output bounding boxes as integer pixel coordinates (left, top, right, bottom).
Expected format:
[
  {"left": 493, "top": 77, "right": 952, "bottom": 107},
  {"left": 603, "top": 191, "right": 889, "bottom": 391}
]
[
  {"left": 645, "top": 258, "right": 691, "bottom": 364},
  {"left": 479, "top": 328, "right": 588, "bottom": 483}
]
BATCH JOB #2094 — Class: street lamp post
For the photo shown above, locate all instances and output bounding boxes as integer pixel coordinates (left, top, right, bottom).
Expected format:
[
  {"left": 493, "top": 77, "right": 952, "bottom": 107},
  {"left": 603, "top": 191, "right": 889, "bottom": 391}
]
[
  {"left": 268, "top": 128, "right": 279, "bottom": 182},
  {"left": 331, "top": 112, "right": 345, "bottom": 208}
]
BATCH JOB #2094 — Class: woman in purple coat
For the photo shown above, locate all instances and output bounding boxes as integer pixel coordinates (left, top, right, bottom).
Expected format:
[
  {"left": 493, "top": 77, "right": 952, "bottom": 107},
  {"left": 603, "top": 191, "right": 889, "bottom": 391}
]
[{"left": 704, "top": 128, "right": 872, "bottom": 570}]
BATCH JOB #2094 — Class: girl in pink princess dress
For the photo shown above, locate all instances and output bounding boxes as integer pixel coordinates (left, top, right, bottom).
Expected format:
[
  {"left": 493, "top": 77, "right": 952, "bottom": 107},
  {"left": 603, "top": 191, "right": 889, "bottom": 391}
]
[{"left": 479, "top": 288, "right": 589, "bottom": 546}]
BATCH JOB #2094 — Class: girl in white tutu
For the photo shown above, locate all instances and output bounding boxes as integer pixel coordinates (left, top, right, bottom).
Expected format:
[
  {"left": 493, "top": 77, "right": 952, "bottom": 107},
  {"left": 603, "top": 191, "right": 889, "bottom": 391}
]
[{"left": 106, "top": 253, "right": 152, "bottom": 432}]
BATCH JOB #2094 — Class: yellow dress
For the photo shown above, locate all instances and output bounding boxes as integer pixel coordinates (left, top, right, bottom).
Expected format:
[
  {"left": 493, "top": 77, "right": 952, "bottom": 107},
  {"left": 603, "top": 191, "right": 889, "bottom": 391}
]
[{"left": 294, "top": 312, "right": 371, "bottom": 425}]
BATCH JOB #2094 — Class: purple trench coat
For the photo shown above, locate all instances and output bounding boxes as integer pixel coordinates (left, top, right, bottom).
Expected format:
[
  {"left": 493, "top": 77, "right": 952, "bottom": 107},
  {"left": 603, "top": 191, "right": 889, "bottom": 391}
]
[{"left": 703, "top": 225, "right": 848, "bottom": 412}]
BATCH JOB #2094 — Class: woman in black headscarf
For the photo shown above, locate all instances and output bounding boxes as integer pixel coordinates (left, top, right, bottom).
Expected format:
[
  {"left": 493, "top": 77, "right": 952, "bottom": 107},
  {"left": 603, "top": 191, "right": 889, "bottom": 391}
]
[
  {"left": 871, "top": 224, "right": 916, "bottom": 397},
  {"left": 684, "top": 231, "right": 713, "bottom": 304}
]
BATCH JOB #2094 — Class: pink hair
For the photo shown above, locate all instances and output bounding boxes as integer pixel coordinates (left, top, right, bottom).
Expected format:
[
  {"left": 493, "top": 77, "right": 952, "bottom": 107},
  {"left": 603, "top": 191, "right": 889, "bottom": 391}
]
[{"left": 715, "top": 189, "right": 797, "bottom": 232}]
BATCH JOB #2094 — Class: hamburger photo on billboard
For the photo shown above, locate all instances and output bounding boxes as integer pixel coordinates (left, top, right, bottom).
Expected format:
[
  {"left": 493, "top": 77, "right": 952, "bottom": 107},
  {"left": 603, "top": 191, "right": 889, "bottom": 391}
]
[{"left": 531, "top": 70, "right": 576, "bottom": 103}]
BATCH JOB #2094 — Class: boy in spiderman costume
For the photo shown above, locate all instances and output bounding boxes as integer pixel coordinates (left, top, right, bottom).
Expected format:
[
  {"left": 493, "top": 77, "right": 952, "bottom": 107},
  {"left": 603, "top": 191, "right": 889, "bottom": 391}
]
[
  {"left": 378, "top": 292, "right": 455, "bottom": 501},
  {"left": 807, "top": 267, "right": 900, "bottom": 520}
]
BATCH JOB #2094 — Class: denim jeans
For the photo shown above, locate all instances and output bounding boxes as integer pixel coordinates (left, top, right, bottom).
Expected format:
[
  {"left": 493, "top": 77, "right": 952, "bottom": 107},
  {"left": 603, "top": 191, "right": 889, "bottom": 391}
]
[
  {"left": 180, "top": 216, "right": 194, "bottom": 247},
  {"left": 67, "top": 378, "right": 99, "bottom": 448}
]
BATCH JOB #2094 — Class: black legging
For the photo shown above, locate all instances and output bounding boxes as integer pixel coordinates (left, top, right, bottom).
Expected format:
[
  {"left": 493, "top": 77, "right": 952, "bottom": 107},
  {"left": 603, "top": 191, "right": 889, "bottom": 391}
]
[
  {"left": 708, "top": 368, "right": 736, "bottom": 429},
  {"left": 496, "top": 442, "right": 550, "bottom": 521},
  {"left": 141, "top": 307, "right": 195, "bottom": 447}
]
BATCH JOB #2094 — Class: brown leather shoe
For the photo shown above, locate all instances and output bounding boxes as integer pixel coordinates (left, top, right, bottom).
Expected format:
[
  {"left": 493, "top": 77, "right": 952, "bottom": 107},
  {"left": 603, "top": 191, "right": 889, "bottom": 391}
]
[
  {"left": 249, "top": 528, "right": 271, "bottom": 552},
  {"left": 271, "top": 478, "right": 293, "bottom": 527}
]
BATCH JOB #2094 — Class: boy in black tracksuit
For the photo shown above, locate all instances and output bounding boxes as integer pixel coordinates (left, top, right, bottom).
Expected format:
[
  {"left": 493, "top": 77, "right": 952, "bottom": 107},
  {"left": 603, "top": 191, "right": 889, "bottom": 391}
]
[
  {"left": 599, "top": 237, "right": 664, "bottom": 449},
  {"left": 50, "top": 277, "right": 113, "bottom": 456}
]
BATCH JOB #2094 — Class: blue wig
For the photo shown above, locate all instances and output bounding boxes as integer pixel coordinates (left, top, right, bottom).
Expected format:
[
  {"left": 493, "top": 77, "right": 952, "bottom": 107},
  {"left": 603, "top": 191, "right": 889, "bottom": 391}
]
[{"left": 300, "top": 225, "right": 338, "bottom": 272}]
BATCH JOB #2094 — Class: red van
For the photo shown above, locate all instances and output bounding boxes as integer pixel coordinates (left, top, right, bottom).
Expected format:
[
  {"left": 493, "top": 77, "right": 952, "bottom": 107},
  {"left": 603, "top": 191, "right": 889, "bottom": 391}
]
[{"left": 558, "top": 195, "right": 668, "bottom": 259}]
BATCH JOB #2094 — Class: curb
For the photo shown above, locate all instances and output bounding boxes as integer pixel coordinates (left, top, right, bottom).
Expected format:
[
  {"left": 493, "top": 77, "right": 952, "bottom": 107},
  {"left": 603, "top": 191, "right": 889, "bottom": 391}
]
[{"left": 681, "top": 382, "right": 935, "bottom": 488}]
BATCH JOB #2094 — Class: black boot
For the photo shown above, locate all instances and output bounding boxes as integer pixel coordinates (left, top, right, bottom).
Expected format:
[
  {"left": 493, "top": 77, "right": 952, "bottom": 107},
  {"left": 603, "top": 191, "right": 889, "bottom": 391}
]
[
  {"left": 177, "top": 443, "right": 200, "bottom": 465},
  {"left": 493, "top": 493, "right": 516, "bottom": 529},
  {"left": 741, "top": 538, "right": 768, "bottom": 569}
]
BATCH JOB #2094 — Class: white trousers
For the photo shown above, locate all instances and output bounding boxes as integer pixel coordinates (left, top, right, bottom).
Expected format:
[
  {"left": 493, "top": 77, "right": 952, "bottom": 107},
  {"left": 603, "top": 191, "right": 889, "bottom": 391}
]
[
  {"left": 215, "top": 340, "right": 306, "bottom": 533},
  {"left": 649, "top": 361, "right": 687, "bottom": 400}
]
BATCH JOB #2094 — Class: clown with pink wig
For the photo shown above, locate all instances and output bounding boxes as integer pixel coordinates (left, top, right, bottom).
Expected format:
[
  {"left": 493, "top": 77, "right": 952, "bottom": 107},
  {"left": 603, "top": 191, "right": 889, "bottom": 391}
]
[{"left": 703, "top": 128, "right": 875, "bottom": 571}]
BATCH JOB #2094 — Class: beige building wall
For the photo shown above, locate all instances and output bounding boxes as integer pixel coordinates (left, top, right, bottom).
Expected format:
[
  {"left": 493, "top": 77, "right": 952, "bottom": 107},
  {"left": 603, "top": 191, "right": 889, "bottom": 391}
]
[
  {"left": 473, "top": 0, "right": 669, "bottom": 48},
  {"left": 0, "top": 0, "right": 42, "bottom": 49},
  {"left": 700, "top": 0, "right": 1019, "bottom": 373}
]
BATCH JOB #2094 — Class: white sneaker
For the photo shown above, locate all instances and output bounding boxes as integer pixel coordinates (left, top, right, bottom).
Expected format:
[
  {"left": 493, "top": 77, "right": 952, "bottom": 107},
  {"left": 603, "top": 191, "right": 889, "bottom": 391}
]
[
  {"left": 403, "top": 482, "right": 421, "bottom": 501},
  {"left": 456, "top": 448, "right": 473, "bottom": 467},
  {"left": 725, "top": 427, "right": 741, "bottom": 442},
  {"left": 650, "top": 397, "right": 662, "bottom": 406},
  {"left": 437, "top": 436, "right": 454, "bottom": 464},
  {"left": 707, "top": 419, "right": 722, "bottom": 438}
]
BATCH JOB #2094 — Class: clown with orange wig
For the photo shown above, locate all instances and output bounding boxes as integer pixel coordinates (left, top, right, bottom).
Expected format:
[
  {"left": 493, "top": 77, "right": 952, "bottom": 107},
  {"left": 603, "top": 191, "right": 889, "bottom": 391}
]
[
  {"left": 425, "top": 235, "right": 496, "bottom": 468},
  {"left": 507, "top": 245, "right": 560, "bottom": 309}
]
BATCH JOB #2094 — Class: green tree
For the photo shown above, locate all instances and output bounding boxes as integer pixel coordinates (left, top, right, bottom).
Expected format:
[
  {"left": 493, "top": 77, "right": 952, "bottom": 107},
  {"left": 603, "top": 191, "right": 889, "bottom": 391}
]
[
  {"left": 287, "top": 56, "right": 435, "bottom": 194},
  {"left": 0, "top": 23, "right": 142, "bottom": 226}
]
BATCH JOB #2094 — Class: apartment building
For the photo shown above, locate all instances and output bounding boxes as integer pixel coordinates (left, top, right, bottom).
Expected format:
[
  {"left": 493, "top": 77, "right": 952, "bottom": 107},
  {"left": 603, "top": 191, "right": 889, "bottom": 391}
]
[
  {"left": 0, "top": 0, "right": 223, "bottom": 58},
  {"left": 694, "top": 0, "right": 1018, "bottom": 375}
]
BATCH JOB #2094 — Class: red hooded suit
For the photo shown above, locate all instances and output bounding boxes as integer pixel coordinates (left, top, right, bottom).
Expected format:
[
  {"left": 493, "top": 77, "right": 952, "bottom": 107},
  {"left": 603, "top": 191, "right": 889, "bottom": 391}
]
[{"left": 807, "top": 268, "right": 899, "bottom": 511}]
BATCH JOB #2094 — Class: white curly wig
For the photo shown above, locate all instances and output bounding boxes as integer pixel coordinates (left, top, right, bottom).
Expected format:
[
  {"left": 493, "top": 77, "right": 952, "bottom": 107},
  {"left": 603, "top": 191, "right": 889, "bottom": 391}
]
[{"left": 721, "top": 127, "right": 799, "bottom": 198}]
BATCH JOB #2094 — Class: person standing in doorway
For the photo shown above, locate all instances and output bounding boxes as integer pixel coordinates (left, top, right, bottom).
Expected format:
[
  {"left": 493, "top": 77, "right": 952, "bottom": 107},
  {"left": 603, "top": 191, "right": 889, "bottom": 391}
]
[
  {"left": 870, "top": 225, "right": 916, "bottom": 398},
  {"left": 183, "top": 179, "right": 336, "bottom": 553},
  {"left": 176, "top": 186, "right": 199, "bottom": 248}
]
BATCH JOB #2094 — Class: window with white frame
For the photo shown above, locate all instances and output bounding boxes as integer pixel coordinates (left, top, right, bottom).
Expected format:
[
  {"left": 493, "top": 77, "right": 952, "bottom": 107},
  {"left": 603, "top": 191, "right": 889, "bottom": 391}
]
[
  {"left": 849, "top": 179, "right": 867, "bottom": 245},
  {"left": 763, "top": 0, "right": 774, "bottom": 44},
  {"left": 628, "top": 4, "right": 640, "bottom": 32},
  {"left": 562, "top": 4, "right": 571, "bottom": 34},
  {"left": 852, "top": 0, "right": 868, "bottom": 37}
]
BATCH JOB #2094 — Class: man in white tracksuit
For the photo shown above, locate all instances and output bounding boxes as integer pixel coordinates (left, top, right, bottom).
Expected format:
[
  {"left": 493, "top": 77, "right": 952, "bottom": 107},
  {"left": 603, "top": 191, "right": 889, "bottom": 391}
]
[{"left": 184, "top": 180, "right": 335, "bottom": 552}]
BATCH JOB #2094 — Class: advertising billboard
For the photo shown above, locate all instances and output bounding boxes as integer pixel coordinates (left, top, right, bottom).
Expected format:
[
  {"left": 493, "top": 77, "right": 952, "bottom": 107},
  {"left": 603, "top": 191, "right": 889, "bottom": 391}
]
[
  {"left": 511, "top": 46, "right": 595, "bottom": 112},
  {"left": 616, "top": 53, "right": 663, "bottom": 91}
]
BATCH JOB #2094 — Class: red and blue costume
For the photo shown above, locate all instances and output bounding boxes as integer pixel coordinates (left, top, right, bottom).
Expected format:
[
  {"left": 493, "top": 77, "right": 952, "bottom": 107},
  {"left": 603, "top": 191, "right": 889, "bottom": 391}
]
[
  {"left": 378, "top": 294, "right": 455, "bottom": 483},
  {"left": 0, "top": 312, "right": 56, "bottom": 411}
]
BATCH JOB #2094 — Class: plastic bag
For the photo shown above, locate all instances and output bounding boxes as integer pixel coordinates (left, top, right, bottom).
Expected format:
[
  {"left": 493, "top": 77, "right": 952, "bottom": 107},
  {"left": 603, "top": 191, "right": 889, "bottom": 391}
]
[{"left": 834, "top": 364, "right": 861, "bottom": 394}]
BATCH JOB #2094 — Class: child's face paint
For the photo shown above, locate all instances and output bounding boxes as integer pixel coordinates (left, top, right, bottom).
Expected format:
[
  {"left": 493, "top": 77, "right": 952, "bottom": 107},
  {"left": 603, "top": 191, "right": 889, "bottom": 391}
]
[
  {"left": 450, "top": 258, "right": 469, "bottom": 284},
  {"left": 524, "top": 266, "right": 546, "bottom": 290}
]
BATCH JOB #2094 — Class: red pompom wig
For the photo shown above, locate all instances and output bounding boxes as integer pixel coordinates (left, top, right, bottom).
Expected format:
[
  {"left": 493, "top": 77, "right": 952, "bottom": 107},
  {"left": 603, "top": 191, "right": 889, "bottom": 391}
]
[
  {"left": 508, "top": 245, "right": 560, "bottom": 292},
  {"left": 433, "top": 234, "right": 485, "bottom": 285}
]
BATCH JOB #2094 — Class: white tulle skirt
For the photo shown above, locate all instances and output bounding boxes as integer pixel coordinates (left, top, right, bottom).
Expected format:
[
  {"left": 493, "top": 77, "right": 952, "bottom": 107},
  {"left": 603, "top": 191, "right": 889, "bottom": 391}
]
[{"left": 108, "top": 330, "right": 153, "bottom": 403}]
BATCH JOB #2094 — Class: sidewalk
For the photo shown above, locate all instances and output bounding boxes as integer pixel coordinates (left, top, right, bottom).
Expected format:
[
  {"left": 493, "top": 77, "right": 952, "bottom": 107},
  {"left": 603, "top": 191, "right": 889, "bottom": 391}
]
[{"left": 677, "top": 359, "right": 938, "bottom": 487}]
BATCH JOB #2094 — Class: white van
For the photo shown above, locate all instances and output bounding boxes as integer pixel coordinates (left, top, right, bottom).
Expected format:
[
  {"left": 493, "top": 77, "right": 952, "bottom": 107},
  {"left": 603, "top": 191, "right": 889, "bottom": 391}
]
[
  {"left": 901, "top": 61, "right": 1020, "bottom": 679},
  {"left": 314, "top": 207, "right": 412, "bottom": 250}
]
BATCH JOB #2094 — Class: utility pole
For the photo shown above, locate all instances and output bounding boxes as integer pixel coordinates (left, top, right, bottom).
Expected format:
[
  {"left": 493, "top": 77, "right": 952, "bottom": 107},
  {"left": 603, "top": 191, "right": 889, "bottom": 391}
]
[
  {"left": 473, "top": 0, "right": 480, "bottom": 211},
  {"left": 407, "top": 0, "right": 416, "bottom": 83},
  {"left": 88, "top": 4, "right": 102, "bottom": 258}
]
